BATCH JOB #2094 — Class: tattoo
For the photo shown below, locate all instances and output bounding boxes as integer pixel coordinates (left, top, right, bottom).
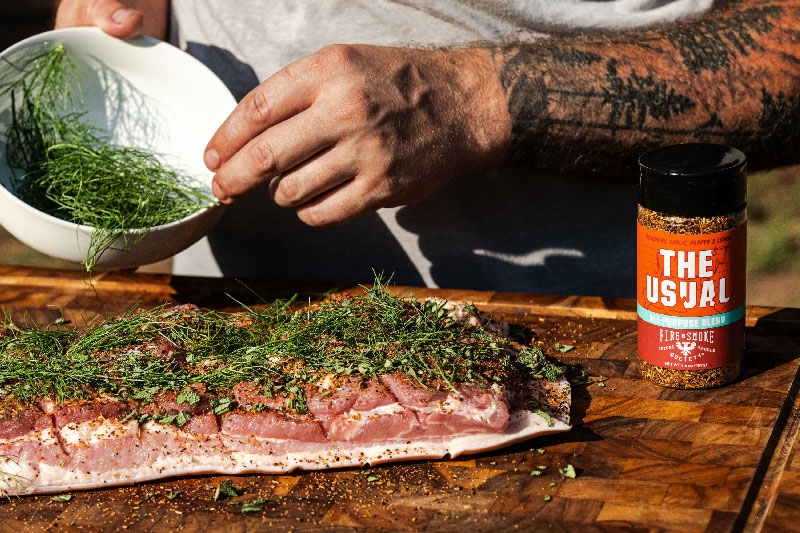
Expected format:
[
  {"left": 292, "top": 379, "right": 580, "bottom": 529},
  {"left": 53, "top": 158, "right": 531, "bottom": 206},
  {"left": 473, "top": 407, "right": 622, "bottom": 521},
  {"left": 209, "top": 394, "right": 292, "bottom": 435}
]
[
  {"left": 491, "top": 1, "right": 800, "bottom": 171},
  {"left": 759, "top": 88, "right": 800, "bottom": 152},
  {"left": 667, "top": 6, "right": 782, "bottom": 73},
  {"left": 600, "top": 60, "right": 695, "bottom": 131}
]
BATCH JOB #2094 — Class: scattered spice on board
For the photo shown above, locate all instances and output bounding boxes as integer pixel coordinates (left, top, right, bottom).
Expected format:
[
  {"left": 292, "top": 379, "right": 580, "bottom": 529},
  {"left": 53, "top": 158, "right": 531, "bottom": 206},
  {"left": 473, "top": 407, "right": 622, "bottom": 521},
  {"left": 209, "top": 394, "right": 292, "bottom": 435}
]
[{"left": 637, "top": 144, "right": 747, "bottom": 389}]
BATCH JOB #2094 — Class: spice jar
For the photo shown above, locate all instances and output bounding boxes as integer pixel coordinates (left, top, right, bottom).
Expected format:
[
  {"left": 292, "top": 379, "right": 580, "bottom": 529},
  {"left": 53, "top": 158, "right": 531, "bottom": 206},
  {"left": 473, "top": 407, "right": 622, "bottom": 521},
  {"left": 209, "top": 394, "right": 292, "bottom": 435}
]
[{"left": 637, "top": 143, "right": 747, "bottom": 389}]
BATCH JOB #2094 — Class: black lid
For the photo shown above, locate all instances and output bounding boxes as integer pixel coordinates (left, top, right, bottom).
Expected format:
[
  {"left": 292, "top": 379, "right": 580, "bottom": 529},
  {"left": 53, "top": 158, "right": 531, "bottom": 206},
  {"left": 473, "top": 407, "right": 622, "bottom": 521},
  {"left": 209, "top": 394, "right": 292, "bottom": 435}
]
[{"left": 638, "top": 143, "right": 747, "bottom": 217}]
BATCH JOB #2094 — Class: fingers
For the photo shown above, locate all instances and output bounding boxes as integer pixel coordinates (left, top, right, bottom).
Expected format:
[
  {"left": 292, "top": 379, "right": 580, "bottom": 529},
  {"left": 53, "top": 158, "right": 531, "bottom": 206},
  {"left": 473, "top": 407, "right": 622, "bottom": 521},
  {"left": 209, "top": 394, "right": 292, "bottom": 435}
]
[
  {"left": 204, "top": 62, "right": 320, "bottom": 172},
  {"left": 55, "top": 0, "right": 143, "bottom": 39},
  {"left": 210, "top": 107, "right": 337, "bottom": 203},
  {"left": 295, "top": 175, "right": 383, "bottom": 227},
  {"left": 269, "top": 146, "right": 357, "bottom": 208}
]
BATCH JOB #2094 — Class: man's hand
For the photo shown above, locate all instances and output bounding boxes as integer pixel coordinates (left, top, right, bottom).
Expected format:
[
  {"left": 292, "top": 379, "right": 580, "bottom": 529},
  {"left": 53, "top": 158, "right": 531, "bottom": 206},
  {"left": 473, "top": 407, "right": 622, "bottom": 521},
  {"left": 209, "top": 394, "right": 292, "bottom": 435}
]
[
  {"left": 54, "top": 0, "right": 168, "bottom": 41},
  {"left": 205, "top": 45, "right": 510, "bottom": 227}
]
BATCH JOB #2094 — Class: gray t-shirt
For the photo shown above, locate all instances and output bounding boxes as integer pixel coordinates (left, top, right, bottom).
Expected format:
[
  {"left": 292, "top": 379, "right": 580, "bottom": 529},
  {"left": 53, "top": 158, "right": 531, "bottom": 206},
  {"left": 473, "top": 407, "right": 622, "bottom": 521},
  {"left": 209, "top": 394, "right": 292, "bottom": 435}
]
[{"left": 170, "top": 0, "right": 713, "bottom": 296}]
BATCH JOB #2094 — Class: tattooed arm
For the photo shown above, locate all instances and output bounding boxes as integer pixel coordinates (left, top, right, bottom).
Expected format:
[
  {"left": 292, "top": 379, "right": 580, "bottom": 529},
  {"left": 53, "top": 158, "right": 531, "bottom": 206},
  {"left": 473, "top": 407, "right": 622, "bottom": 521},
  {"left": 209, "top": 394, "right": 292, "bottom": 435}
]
[
  {"left": 202, "top": 0, "right": 797, "bottom": 225},
  {"left": 488, "top": 0, "right": 800, "bottom": 174}
]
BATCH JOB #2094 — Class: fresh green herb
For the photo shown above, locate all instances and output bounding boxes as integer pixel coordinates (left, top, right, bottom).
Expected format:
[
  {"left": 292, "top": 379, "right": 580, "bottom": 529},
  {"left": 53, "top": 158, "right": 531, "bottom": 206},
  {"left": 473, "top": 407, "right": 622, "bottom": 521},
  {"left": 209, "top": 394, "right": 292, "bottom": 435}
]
[
  {"left": 176, "top": 389, "right": 201, "bottom": 409},
  {"left": 549, "top": 482, "right": 556, "bottom": 487},
  {"left": 241, "top": 500, "right": 265, "bottom": 513},
  {"left": 553, "top": 344, "right": 574, "bottom": 353},
  {"left": 544, "top": 495, "right": 552, "bottom": 502},
  {"left": 213, "top": 480, "right": 238, "bottom": 501},
  {"left": 366, "top": 476, "right": 380, "bottom": 483},
  {"left": 530, "top": 470, "right": 543, "bottom": 477},
  {"left": 50, "top": 494, "right": 72, "bottom": 502},
  {"left": 536, "top": 449, "right": 546, "bottom": 454},
  {"left": 1, "top": 43, "right": 214, "bottom": 275},
  {"left": 0, "top": 277, "right": 565, "bottom": 414},
  {"left": 535, "top": 409, "right": 554, "bottom": 427},
  {"left": 210, "top": 397, "right": 235, "bottom": 415},
  {"left": 167, "top": 490, "right": 180, "bottom": 500},
  {"left": 536, "top": 466, "right": 547, "bottom": 470},
  {"left": 175, "top": 410, "right": 192, "bottom": 428},
  {"left": 559, "top": 464, "right": 577, "bottom": 478},
  {"left": 0, "top": 456, "right": 28, "bottom": 497},
  {"left": 515, "top": 346, "right": 565, "bottom": 381}
]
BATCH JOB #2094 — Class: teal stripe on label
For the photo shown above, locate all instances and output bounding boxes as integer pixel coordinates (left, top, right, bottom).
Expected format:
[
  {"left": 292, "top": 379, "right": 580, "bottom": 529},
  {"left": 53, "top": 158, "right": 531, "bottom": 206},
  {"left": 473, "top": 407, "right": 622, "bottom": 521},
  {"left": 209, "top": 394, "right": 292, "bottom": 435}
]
[{"left": 637, "top": 304, "right": 745, "bottom": 330}]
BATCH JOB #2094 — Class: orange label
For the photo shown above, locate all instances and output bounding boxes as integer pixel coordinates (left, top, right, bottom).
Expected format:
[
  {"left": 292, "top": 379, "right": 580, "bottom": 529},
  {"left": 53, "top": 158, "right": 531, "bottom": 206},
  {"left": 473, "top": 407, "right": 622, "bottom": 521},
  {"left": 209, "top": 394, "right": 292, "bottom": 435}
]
[
  {"left": 637, "top": 222, "right": 746, "bottom": 317},
  {"left": 637, "top": 221, "right": 746, "bottom": 370}
]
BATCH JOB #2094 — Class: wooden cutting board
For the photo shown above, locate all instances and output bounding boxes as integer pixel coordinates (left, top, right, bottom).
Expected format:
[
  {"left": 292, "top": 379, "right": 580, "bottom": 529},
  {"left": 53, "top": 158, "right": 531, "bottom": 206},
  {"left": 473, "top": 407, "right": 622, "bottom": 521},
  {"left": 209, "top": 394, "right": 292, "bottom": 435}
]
[{"left": 0, "top": 265, "right": 798, "bottom": 532}]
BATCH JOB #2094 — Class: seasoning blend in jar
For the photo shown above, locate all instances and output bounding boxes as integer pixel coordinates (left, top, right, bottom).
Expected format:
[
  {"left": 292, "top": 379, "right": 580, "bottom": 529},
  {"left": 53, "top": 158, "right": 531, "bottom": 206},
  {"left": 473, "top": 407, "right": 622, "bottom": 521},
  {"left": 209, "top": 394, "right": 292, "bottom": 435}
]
[{"left": 637, "top": 143, "right": 747, "bottom": 389}]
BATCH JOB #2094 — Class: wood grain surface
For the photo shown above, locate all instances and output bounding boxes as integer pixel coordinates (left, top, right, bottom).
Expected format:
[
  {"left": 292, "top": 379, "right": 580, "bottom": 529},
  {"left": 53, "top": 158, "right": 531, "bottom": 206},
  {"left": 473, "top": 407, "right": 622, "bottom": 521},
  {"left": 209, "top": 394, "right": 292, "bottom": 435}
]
[{"left": 0, "top": 265, "right": 798, "bottom": 532}]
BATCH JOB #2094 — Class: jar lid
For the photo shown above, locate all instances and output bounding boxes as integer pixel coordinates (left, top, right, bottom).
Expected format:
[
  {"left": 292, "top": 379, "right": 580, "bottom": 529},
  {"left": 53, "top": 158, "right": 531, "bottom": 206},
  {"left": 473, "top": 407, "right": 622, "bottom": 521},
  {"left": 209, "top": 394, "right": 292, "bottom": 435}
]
[{"left": 638, "top": 143, "right": 747, "bottom": 217}]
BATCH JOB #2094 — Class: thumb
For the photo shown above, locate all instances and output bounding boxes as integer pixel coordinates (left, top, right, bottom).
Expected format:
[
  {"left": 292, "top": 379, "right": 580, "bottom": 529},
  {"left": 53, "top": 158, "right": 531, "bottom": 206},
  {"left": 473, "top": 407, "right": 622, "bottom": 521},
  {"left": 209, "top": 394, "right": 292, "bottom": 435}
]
[{"left": 55, "top": 0, "right": 143, "bottom": 39}]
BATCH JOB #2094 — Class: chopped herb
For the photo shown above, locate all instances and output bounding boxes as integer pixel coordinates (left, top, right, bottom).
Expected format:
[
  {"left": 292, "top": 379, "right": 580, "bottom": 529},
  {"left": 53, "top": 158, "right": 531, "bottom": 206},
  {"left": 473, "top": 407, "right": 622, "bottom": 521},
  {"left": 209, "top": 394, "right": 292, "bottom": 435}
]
[
  {"left": 544, "top": 495, "right": 552, "bottom": 502},
  {"left": 210, "top": 397, "right": 236, "bottom": 416},
  {"left": 536, "top": 466, "right": 547, "bottom": 470},
  {"left": 176, "top": 389, "right": 201, "bottom": 409},
  {"left": 213, "top": 480, "right": 238, "bottom": 501},
  {"left": 366, "top": 476, "right": 380, "bottom": 483},
  {"left": 167, "top": 490, "right": 180, "bottom": 500},
  {"left": 535, "top": 409, "right": 554, "bottom": 427},
  {"left": 156, "top": 413, "right": 177, "bottom": 426},
  {"left": 530, "top": 470, "right": 543, "bottom": 477},
  {"left": 489, "top": 461, "right": 498, "bottom": 466},
  {"left": 553, "top": 344, "right": 574, "bottom": 353},
  {"left": 175, "top": 410, "right": 192, "bottom": 428},
  {"left": 241, "top": 502, "right": 263, "bottom": 513},
  {"left": 453, "top": 486, "right": 462, "bottom": 491},
  {"left": 549, "top": 482, "right": 556, "bottom": 487},
  {"left": 559, "top": 464, "right": 577, "bottom": 478},
  {"left": 0, "top": 276, "right": 565, "bottom": 421},
  {"left": 536, "top": 449, "right": 546, "bottom": 454},
  {"left": 50, "top": 494, "right": 72, "bottom": 502}
]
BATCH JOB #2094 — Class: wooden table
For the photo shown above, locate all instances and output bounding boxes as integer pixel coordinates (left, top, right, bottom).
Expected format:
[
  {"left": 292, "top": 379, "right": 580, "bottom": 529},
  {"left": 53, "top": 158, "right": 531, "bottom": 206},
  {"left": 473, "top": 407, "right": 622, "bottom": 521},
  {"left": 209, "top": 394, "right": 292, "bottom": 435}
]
[{"left": 1, "top": 265, "right": 799, "bottom": 532}]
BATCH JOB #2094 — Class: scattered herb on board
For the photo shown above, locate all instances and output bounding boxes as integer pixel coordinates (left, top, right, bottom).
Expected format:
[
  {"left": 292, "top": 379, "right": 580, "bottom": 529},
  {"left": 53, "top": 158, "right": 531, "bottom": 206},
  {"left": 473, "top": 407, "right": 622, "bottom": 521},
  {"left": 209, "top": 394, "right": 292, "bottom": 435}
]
[
  {"left": 167, "top": 490, "right": 180, "bottom": 500},
  {"left": 559, "top": 464, "right": 577, "bottom": 478},
  {"left": 553, "top": 344, "right": 574, "bottom": 353},
  {"left": 241, "top": 499, "right": 266, "bottom": 513},
  {"left": 50, "top": 494, "right": 72, "bottom": 502},
  {"left": 544, "top": 495, "right": 552, "bottom": 502},
  {"left": 213, "top": 480, "right": 238, "bottom": 501},
  {"left": 1, "top": 43, "right": 215, "bottom": 275},
  {"left": 530, "top": 470, "right": 543, "bottom": 477}
]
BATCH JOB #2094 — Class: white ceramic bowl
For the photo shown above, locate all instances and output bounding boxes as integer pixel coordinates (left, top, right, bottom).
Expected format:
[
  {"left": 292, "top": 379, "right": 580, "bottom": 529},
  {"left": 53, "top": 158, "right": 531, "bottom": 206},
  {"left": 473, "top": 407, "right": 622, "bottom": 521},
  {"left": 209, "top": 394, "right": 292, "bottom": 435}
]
[{"left": 0, "top": 28, "right": 236, "bottom": 269}]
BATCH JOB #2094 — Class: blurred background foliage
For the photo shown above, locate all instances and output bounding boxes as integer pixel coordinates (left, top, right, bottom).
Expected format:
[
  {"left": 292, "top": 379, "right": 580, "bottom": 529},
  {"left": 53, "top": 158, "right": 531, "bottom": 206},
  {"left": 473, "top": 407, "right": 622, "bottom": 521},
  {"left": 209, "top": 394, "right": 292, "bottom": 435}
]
[{"left": 1, "top": 1, "right": 798, "bottom": 306}]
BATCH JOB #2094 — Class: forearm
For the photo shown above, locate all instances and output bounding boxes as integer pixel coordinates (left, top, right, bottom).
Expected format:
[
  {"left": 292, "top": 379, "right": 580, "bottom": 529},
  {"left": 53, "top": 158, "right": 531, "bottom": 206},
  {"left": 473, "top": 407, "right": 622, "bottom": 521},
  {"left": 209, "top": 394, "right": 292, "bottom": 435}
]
[{"left": 486, "top": 0, "right": 800, "bottom": 174}]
